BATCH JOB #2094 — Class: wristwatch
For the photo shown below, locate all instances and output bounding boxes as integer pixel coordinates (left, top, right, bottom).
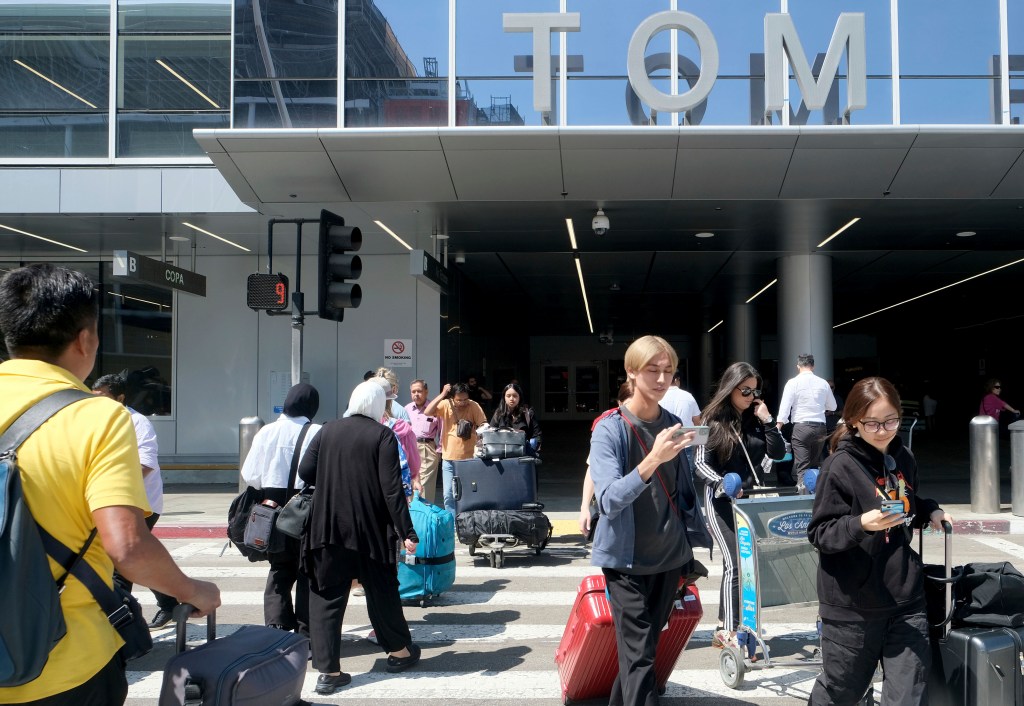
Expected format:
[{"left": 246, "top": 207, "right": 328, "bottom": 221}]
[{"left": 762, "top": 416, "right": 775, "bottom": 426}]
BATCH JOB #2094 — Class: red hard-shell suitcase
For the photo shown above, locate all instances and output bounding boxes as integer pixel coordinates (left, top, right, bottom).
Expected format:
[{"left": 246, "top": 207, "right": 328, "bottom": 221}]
[{"left": 555, "top": 575, "right": 702, "bottom": 704}]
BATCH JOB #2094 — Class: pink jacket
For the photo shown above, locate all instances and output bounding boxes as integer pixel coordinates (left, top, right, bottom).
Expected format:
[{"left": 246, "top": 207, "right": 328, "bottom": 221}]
[{"left": 389, "top": 418, "right": 422, "bottom": 479}]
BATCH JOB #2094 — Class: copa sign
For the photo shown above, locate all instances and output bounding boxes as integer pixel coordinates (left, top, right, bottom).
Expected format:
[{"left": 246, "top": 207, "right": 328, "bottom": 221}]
[
  {"left": 504, "top": 11, "right": 866, "bottom": 119},
  {"left": 113, "top": 250, "right": 207, "bottom": 297}
]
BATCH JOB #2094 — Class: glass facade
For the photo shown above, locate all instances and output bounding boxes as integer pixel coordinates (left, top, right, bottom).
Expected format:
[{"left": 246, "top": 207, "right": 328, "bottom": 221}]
[
  {"left": 1, "top": 0, "right": 1024, "bottom": 159},
  {"left": 0, "top": 261, "right": 174, "bottom": 415}
]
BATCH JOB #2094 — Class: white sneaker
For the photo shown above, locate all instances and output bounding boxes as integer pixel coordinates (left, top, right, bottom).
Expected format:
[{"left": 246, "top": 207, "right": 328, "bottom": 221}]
[
  {"left": 352, "top": 586, "right": 365, "bottom": 597},
  {"left": 712, "top": 629, "right": 737, "bottom": 649}
]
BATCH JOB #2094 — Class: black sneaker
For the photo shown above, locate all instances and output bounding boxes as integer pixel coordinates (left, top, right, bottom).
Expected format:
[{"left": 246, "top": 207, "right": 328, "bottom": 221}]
[
  {"left": 315, "top": 672, "right": 352, "bottom": 695},
  {"left": 386, "top": 643, "right": 421, "bottom": 673},
  {"left": 147, "top": 608, "right": 174, "bottom": 630}
]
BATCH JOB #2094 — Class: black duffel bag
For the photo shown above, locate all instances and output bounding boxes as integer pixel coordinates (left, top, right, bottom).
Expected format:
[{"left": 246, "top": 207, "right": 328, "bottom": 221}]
[
  {"left": 456, "top": 509, "right": 551, "bottom": 547},
  {"left": 925, "top": 560, "right": 1024, "bottom": 630}
]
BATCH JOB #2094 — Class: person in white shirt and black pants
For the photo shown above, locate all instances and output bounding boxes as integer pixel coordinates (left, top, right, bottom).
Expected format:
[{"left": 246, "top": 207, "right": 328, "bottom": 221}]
[
  {"left": 240, "top": 384, "right": 321, "bottom": 636},
  {"left": 776, "top": 354, "right": 837, "bottom": 489}
]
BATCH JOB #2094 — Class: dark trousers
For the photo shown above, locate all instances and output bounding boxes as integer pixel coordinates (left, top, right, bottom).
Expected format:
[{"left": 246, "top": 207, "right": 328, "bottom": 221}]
[
  {"left": 706, "top": 493, "right": 739, "bottom": 630},
  {"left": 792, "top": 422, "right": 827, "bottom": 486},
  {"left": 113, "top": 513, "right": 177, "bottom": 612},
  {"left": 20, "top": 654, "right": 126, "bottom": 706},
  {"left": 809, "top": 612, "right": 930, "bottom": 706},
  {"left": 604, "top": 564, "right": 684, "bottom": 706},
  {"left": 265, "top": 535, "right": 309, "bottom": 636},
  {"left": 307, "top": 549, "right": 412, "bottom": 674}
]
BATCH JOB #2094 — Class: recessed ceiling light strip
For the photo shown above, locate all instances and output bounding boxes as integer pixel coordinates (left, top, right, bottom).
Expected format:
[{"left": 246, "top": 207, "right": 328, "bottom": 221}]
[
  {"left": 181, "top": 222, "right": 251, "bottom": 252},
  {"left": 565, "top": 218, "right": 578, "bottom": 250},
  {"left": 835, "top": 255, "right": 1024, "bottom": 328},
  {"left": 374, "top": 220, "right": 413, "bottom": 250},
  {"left": 745, "top": 278, "right": 778, "bottom": 304},
  {"left": 817, "top": 217, "right": 861, "bottom": 249},
  {"left": 0, "top": 223, "right": 87, "bottom": 252},
  {"left": 708, "top": 320, "right": 724, "bottom": 333},
  {"left": 14, "top": 59, "right": 98, "bottom": 108},
  {"left": 574, "top": 255, "right": 594, "bottom": 334},
  {"left": 156, "top": 59, "right": 220, "bottom": 108}
]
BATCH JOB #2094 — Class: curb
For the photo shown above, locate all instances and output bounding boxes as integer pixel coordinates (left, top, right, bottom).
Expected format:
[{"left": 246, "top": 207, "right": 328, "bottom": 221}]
[{"left": 154, "top": 526, "right": 227, "bottom": 539}]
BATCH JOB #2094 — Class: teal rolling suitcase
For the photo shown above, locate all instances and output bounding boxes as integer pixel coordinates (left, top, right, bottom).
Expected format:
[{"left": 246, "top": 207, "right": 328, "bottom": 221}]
[{"left": 398, "top": 494, "right": 456, "bottom": 606}]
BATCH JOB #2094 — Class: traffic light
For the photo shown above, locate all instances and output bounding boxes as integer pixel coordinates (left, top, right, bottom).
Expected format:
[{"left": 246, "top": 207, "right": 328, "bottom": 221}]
[{"left": 317, "top": 209, "right": 362, "bottom": 322}]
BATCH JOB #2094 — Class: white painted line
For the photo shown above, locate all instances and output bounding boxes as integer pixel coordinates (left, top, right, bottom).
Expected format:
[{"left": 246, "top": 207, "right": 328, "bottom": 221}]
[
  {"left": 168, "top": 542, "right": 219, "bottom": 560},
  {"left": 166, "top": 564, "right": 724, "bottom": 579},
  {"left": 127, "top": 667, "right": 844, "bottom": 700},
  {"left": 136, "top": 590, "right": 720, "bottom": 607},
  {"left": 968, "top": 536, "right": 1024, "bottom": 561}
]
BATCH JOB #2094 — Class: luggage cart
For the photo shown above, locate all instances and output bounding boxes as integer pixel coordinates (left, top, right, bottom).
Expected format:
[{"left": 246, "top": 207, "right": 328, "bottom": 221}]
[{"left": 718, "top": 489, "right": 822, "bottom": 689}]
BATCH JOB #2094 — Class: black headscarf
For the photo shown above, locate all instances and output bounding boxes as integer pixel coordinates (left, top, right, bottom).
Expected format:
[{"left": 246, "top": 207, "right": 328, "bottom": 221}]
[{"left": 283, "top": 383, "right": 319, "bottom": 420}]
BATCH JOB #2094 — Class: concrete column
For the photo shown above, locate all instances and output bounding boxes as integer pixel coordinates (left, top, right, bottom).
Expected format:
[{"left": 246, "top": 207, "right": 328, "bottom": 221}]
[
  {"left": 777, "top": 254, "right": 833, "bottom": 392},
  {"left": 727, "top": 303, "right": 759, "bottom": 367}
]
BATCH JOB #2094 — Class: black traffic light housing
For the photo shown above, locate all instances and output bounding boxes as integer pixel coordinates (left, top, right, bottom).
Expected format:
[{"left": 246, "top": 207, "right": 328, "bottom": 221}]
[{"left": 317, "top": 209, "right": 362, "bottom": 321}]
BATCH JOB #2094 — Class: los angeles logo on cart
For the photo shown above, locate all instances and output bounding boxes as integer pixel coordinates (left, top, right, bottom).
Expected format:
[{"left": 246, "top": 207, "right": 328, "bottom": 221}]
[{"left": 767, "top": 511, "right": 813, "bottom": 539}]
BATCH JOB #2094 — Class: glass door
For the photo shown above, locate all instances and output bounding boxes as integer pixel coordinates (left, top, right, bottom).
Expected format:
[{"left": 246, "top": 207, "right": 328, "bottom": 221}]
[{"left": 542, "top": 362, "right": 607, "bottom": 421}]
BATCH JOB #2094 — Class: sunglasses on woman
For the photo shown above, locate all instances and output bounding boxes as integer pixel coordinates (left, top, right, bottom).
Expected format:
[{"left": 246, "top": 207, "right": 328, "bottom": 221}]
[{"left": 737, "top": 387, "right": 761, "bottom": 398}]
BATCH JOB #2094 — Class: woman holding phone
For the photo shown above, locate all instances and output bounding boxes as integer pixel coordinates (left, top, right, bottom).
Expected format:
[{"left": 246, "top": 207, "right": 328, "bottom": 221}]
[
  {"left": 807, "top": 377, "right": 951, "bottom": 705},
  {"left": 694, "top": 362, "right": 786, "bottom": 651}
]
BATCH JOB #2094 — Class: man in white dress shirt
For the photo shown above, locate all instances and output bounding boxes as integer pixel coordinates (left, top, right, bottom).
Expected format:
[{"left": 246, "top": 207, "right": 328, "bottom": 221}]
[
  {"left": 659, "top": 371, "right": 702, "bottom": 464},
  {"left": 776, "top": 354, "right": 837, "bottom": 489}
]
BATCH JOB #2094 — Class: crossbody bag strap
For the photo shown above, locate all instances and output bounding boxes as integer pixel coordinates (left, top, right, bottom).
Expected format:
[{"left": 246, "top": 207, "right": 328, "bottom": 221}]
[
  {"left": 286, "top": 422, "right": 312, "bottom": 496},
  {"left": 0, "top": 388, "right": 93, "bottom": 453},
  {"left": 618, "top": 412, "right": 681, "bottom": 519},
  {"left": 733, "top": 427, "right": 763, "bottom": 486}
]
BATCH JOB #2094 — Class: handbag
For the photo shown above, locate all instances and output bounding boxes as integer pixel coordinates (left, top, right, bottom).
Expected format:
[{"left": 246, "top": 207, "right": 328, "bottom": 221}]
[
  {"left": 275, "top": 486, "right": 313, "bottom": 539},
  {"left": 479, "top": 427, "right": 526, "bottom": 459},
  {"left": 953, "top": 561, "right": 1024, "bottom": 627},
  {"left": 227, "top": 485, "right": 267, "bottom": 562}
]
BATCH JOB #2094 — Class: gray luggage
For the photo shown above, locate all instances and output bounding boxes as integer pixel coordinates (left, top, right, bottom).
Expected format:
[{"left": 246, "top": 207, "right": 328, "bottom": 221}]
[
  {"left": 159, "top": 605, "right": 308, "bottom": 706},
  {"left": 452, "top": 457, "right": 538, "bottom": 513}
]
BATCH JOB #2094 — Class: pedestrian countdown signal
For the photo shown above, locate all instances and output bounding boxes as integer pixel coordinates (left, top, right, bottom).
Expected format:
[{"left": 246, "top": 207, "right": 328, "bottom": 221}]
[{"left": 246, "top": 273, "right": 289, "bottom": 311}]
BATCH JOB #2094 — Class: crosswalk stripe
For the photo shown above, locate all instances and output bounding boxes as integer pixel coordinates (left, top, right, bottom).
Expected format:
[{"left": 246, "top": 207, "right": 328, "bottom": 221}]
[
  {"left": 136, "top": 590, "right": 721, "bottom": 607},
  {"left": 170, "top": 564, "right": 725, "bottom": 579},
  {"left": 153, "top": 622, "right": 818, "bottom": 644},
  {"left": 968, "top": 536, "right": 1024, "bottom": 562},
  {"left": 126, "top": 667, "right": 839, "bottom": 700}
]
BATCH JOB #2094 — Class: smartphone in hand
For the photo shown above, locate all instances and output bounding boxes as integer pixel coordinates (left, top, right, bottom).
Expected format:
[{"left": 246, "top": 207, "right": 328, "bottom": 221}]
[{"left": 672, "top": 425, "right": 710, "bottom": 445}]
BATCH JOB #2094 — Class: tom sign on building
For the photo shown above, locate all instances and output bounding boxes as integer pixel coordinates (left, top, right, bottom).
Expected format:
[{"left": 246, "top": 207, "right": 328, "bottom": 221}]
[{"left": 504, "top": 11, "right": 866, "bottom": 120}]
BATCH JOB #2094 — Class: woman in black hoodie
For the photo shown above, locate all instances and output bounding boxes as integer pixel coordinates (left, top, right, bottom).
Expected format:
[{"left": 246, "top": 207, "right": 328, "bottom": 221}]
[{"left": 807, "top": 377, "right": 951, "bottom": 705}]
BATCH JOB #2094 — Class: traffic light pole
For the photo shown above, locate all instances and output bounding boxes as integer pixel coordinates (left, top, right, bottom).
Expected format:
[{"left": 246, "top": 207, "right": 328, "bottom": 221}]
[{"left": 266, "top": 218, "right": 320, "bottom": 385}]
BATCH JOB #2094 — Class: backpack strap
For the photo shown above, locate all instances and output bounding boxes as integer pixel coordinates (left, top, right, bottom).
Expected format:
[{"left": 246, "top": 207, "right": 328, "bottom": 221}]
[
  {"left": 0, "top": 389, "right": 93, "bottom": 454},
  {"left": 286, "top": 422, "right": 312, "bottom": 497}
]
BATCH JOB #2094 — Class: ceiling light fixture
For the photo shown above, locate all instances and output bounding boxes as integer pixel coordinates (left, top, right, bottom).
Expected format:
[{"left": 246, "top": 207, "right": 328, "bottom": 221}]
[
  {"left": 708, "top": 320, "right": 724, "bottom": 333},
  {"left": 956, "top": 231, "right": 976, "bottom": 237},
  {"left": 373, "top": 220, "right": 412, "bottom": 250},
  {"left": 835, "top": 255, "right": 1024, "bottom": 329},
  {"left": 0, "top": 223, "right": 87, "bottom": 252},
  {"left": 817, "top": 217, "right": 861, "bottom": 248},
  {"left": 155, "top": 58, "right": 220, "bottom": 108},
  {"left": 14, "top": 59, "right": 98, "bottom": 108},
  {"left": 695, "top": 232, "right": 715, "bottom": 239},
  {"left": 574, "top": 255, "right": 594, "bottom": 334},
  {"left": 168, "top": 235, "right": 191, "bottom": 242},
  {"left": 745, "top": 278, "right": 778, "bottom": 304},
  {"left": 181, "top": 222, "right": 250, "bottom": 252},
  {"left": 565, "top": 218, "right": 578, "bottom": 250}
]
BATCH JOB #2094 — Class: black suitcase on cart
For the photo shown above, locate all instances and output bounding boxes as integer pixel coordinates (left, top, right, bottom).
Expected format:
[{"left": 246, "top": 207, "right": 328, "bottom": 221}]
[
  {"left": 452, "top": 457, "right": 538, "bottom": 513},
  {"left": 924, "top": 522, "right": 1024, "bottom": 705}
]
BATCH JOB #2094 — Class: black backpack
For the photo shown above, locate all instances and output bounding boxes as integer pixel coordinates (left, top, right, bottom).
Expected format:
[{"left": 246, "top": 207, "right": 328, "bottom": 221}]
[{"left": 0, "top": 389, "right": 90, "bottom": 686}]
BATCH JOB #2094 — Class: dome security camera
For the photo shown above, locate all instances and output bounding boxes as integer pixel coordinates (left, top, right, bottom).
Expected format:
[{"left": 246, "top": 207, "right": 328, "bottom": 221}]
[{"left": 592, "top": 209, "right": 610, "bottom": 236}]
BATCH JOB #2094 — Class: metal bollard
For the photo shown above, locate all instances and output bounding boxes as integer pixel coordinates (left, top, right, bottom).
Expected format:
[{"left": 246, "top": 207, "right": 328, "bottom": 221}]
[
  {"left": 238, "top": 416, "right": 265, "bottom": 491},
  {"left": 970, "top": 415, "right": 1000, "bottom": 514},
  {"left": 1011, "top": 420, "right": 1024, "bottom": 516}
]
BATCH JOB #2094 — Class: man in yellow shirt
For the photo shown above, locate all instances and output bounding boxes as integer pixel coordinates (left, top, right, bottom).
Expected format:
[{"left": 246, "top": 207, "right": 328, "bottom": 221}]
[
  {"left": 423, "top": 382, "right": 487, "bottom": 515},
  {"left": 0, "top": 264, "right": 220, "bottom": 705}
]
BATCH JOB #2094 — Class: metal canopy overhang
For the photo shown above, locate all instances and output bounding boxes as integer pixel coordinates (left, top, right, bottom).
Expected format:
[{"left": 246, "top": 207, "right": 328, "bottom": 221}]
[{"left": 192, "top": 125, "right": 1024, "bottom": 338}]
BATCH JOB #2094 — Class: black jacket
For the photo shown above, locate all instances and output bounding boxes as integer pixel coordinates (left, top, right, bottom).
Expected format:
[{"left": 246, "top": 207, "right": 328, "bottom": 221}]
[
  {"left": 808, "top": 434, "right": 940, "bottom": 621},
  {"left": 489, "top": 406, "right": 542, "bottom": 446},
  {"left": 298, "top": 416, "right": 417, "bottom": 573},
  {"left": 694, "top": 415, "right": 786, "bottom": 492}
]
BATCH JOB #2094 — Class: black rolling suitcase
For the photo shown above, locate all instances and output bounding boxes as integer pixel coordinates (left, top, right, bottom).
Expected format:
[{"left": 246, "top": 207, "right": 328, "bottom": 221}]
[
  {"left": 159, "top": 605, "right": 308, "bottom": 706},
  {"left": 924, "top": 522, "right": 1024, "bottom": 705},
  {"left": 452, "top": 457, "right": 538, "bottom": 513}
]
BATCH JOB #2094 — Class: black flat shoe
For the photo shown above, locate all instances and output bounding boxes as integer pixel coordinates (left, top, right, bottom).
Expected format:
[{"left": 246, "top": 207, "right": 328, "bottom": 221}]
[
  {"left": 386, "top": 643, "right": 421, "bottom": 673},
  {"left": 315, "top": 672, "right": 352, "bottom": 695},
  {"left": 147, "top": 608, "right": 174, "bottom": 630}
]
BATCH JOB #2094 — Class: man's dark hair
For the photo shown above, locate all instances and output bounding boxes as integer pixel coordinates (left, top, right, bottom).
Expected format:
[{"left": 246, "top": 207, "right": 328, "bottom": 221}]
[
  {"left": 450, "top": 382, "right": 470, "bottom": 396},
  {"left": 363, "top": 370, "right": 375, "bottom": 381},
  {"left": 92, "top": 373, "right": 126, "bottom": 399},
  {"left": 672, "top": 370, "right": 682, "bottom": 383},
  {"left": 797, "top": 353, "right": 815, "bottom": 368},
  {"left": 0, "top": 264, "right": 97, "bottom": 358}
]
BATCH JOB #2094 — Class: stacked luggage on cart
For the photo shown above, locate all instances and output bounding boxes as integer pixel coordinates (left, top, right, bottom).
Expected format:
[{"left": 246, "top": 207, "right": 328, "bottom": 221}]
[{"left": 453, "top": 430, "right": 551, "bottom": 568}]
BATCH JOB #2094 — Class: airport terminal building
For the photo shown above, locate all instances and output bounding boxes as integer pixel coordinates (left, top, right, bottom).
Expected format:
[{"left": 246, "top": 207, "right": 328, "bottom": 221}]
[{"left": 2, "top": 0, "right": 1023, "bottom": 460}]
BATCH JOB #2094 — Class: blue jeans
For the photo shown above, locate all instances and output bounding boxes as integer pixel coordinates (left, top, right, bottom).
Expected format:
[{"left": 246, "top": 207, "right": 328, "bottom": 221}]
[{"left": 442, "top": 459, "right": 457, "bottom": 516}]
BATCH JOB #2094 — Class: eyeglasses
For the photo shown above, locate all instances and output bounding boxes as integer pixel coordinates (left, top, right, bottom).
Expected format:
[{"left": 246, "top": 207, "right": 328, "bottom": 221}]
[
  {"left": 993, "top": 385, "right": 1002, "bottom": 389},
  {"left": 859, "top": 417, "right": 901, "bottom": 433},
  {"left": 737, "top": 387, "right": 762, "bottom": 398}
]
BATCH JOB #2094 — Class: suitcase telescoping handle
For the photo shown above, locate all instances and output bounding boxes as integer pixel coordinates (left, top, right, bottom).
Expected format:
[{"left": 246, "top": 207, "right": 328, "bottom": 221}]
[
  {"left": 919, "top": 520, "right": 954, "bottom": 639},
  {"left": 174, "top": 603, "right": 217, "bottom": 653}
]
